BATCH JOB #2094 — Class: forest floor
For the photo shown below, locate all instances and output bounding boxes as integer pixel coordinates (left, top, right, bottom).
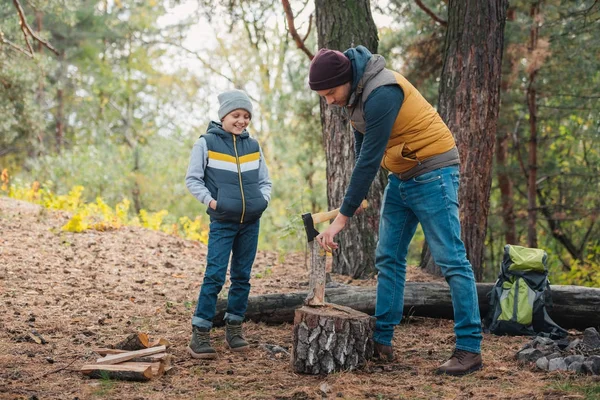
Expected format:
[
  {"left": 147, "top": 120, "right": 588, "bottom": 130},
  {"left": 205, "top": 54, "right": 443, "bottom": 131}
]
[{"left": 1, "top": 196, "right": 599, "bottom": 400}]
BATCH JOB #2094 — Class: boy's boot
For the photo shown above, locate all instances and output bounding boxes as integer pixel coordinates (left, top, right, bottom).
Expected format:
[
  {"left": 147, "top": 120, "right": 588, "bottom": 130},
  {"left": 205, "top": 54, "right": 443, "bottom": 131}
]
[
  {"left": 435, "top": 349, "right": 482, "bottom": 376},
  {"left": 187, "top": 326, "right": 217, "bottom": 359},
  {"left": 225, "top": 320, "right": 249, "bottom": 351}
]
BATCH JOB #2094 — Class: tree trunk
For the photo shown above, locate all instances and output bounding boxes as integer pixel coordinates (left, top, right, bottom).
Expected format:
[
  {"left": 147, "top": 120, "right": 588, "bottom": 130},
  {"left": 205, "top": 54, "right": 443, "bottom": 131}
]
[
  {"left": 437, "top": 0, "right": 509, "bottom": 281},
  {"left": 315, "top": 0, "right": 383, "bottom": 279},
  {"left": 291, "top": 304, "right": 375, "bottom": 374},
  {"left": 55, "top": 52, "right": 65, "bottom": 154},
  {"left": 217, "top": 283, "right": 600, "bottom": 331},
  {"left": 496, "top": 127, "right": 517, "bottom": 245},
  {"left": 526, "top": 2, "right": 540, "bottom": 248}
]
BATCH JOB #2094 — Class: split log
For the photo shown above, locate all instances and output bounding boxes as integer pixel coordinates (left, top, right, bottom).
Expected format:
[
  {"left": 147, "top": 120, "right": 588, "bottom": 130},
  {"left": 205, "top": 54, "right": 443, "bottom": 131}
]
[
  {"left": 304, "top": 241, "right": 326, "bottom": 306},
  {"left": 96, "top": 345, "right": 166, "bottom": 365},
  {"left": 80, "top": 364, "right": 153, "bottom": 381},
  {"left": 117, "top": 361, "right": 164, "bottom": 377},
  {"left": 111, "top": 332, "right": 149, "bottom": 351},
  {"left": 215, "top": 283, "right": 600, "bottom": 331},
  {"left": 292, "top": 304, "right": 375, "bottom": 374},
  {"left": 149, "top": 337, "right": 171, "bottom": 348}
]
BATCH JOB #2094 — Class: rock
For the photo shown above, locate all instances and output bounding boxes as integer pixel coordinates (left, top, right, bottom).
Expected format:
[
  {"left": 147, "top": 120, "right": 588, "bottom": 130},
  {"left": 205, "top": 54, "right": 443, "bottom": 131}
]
[
  {"left": 538, "top": 344, "right": 559, "bottom": 356},
  {"left": 532, "top": 336, "right": 555, "bottom": 347},
  {"left": 535, "top": 356, "right": 549, "bottom": 371},
  {"left": 582, "top": 327, "right": 600, "bottom": 350},
  {"left": 565, "top": 338, "right": 581, "bottom": 352},
  {"left": 567, "top": 361, "right": 583, "bottom": 374},
  {"left": 555, "top": 338, "right": 571, "bottom": 350},
  {"left": 582, "top": 361, "right": 596, "bottom": 375},
  {"left": 516, "top": 348, "right": 543, "bottom": 363},
  {"left": 564, "top": 355, "right": 585, "bottom": 365},
  {"left": 586, "top": 355, "right": 600, "bottom": 374},
  {"left": 547, "top": 352, "right": 562, "bottom": 360},
  {"left": 548, "top": 357, "right": 567, "bottom": 371}
]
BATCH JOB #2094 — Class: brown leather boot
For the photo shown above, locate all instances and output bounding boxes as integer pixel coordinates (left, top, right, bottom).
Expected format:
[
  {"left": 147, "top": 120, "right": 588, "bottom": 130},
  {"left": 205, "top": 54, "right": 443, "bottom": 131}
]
[
  {"left": 373, "top": 342, "right": 395, "bottom": 362},
  {"left": 436, "top": 349, "right": 482, "bottom": 376}
]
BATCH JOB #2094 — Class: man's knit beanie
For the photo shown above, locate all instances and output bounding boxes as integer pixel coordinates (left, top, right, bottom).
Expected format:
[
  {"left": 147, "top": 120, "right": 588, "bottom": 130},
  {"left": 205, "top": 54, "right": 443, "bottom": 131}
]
[
  {"left": 218, "top": 89, "right": 253, "bottom": 120},
  {"left": 308, "top": 48, "right": 352, "bottom": 91}
]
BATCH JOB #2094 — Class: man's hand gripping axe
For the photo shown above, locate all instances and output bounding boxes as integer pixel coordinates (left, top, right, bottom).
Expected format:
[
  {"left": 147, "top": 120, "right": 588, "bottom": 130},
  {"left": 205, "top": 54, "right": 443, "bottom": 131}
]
[{"left": 301, "top": 200, "right": 368, "bottom": 306}]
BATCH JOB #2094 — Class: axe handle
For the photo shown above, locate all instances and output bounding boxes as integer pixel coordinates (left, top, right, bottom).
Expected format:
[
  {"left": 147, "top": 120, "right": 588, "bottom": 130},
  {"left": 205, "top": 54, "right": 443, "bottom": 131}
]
[{"left": 312, "top": 200, "right": 368, "bottom": 225}]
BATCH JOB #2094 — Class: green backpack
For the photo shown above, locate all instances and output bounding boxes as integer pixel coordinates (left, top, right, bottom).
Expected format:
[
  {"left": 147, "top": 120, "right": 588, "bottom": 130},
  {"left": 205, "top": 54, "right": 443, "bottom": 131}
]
[{"left": 485, "top": 245, "right": 567, "bottom": 339}]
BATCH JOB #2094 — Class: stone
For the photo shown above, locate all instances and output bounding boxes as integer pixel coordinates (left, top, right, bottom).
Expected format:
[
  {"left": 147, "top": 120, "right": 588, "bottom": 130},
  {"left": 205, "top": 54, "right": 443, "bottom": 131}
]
[
  {"left": 567, "top": 361, "right": 584, "bottom": 374},
  {"left": 565, "top": 338, "right": 581, "bottom": 352},
  {"left": 555, "top": 338, "right": 571, "bottom": 350},
  {"left": 535, "top": 356, "right": 549, "bottom": 371},
  {"left": 537, "top": 344, "right": 559, "bottom": 356},
  {"left": 548, "top": 357, "right": 568, "bottom": 371},
  {"left": 532, "top": 336, "right": 555, "bottom": 347},
  {"left": 582, "top": 361, "right": 596, "bottom": 375},
  {"left": 582, "top": 328, "right": 600, "bottom": 350},
  {"left": 547, "top": 352, "right": 562, "bottom": 360},
  {"left": 516, "top": 348, "right": 543, "bottom": 363},
  {"left": 586, "top": 355, "right": 600, "bottom": 374},
  {"left": 564, "top": 355, "right": 585, "bottom": 365}
]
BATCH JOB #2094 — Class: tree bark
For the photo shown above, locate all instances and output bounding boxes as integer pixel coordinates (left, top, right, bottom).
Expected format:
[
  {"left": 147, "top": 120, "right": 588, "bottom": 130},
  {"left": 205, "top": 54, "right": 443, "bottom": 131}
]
[
  {"left": 437, "top": 0, "right": 509, "bottom": 281},
  {"left": 496, "top": 127, "right": 517, "bottom": 245},
  {"left": 217, "top": 283, "right": 600, "bottom": 331},
  {"left": 314, "top": 0, "right": 383, "bottom": 279},
  {"left": 526, "top": 2, "right": 540, "bottom": 248}
]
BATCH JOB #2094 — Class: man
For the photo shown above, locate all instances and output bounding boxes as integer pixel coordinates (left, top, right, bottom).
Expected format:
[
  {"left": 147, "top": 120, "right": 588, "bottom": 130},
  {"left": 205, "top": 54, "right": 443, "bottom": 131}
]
[{"left": 309, "top": 46, "right": 483, "bottom": 376}]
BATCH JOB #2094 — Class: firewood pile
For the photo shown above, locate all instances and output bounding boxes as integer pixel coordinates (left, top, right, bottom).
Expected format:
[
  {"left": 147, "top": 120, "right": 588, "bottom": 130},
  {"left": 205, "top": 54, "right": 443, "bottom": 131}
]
[{"left": 80, "top": 333, "right": 172, "bottom": 381}]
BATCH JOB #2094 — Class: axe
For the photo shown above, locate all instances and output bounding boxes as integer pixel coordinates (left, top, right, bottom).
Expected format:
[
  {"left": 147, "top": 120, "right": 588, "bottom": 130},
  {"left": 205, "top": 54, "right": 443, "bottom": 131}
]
[{"left": 301, "top": 200, "right": 368, "bottom": 306}]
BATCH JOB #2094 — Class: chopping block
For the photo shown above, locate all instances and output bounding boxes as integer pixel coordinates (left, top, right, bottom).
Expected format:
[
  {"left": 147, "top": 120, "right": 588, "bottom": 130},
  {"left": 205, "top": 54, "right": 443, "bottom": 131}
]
[{"left": 291, "top": 201, "right": 375, "bottom": 374}]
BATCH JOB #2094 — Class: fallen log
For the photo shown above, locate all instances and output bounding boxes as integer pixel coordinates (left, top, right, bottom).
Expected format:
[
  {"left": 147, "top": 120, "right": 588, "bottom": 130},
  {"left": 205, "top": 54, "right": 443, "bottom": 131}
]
[{"left": 215, "top": 283, "right": 600, "bottom": 331}]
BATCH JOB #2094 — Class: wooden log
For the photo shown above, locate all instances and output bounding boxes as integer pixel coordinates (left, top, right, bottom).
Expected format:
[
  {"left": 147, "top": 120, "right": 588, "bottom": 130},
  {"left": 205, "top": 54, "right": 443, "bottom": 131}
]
[
  {"left": 111, "top": 332, "right": 149, "bottom": 351},
  {"left": 305, "top": 241, "right": 326, "bottom": 306},
  {"left": 291, "top": 304, "right": 375, "bottom": 374},
  {"left": 80, "top": 364, "right": 153, "bottom": 381},
  {"left": 215, "top": 283, "right": 600, "bottom": 331},
  {"left": 96, "top": 345, "right": 166, "bottom": 365},
  {"left": 117, "top": 362, "right": 164, "bottom": 377}
]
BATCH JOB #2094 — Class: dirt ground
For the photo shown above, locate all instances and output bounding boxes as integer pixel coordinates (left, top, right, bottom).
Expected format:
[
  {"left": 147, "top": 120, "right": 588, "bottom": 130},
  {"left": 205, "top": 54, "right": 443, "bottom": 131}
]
[{"left": 1, "top": 197, "right": 599, "bottom": 400}]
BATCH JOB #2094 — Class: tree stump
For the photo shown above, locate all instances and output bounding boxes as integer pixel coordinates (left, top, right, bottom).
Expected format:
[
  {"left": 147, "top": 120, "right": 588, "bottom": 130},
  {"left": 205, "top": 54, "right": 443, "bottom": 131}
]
[{"left": 291, "top": 303, "right": 375, "bottom": 374}]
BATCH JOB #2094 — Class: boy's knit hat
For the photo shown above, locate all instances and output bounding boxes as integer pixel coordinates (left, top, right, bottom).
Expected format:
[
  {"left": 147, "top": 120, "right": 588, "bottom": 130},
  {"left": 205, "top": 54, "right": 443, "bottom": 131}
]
[
  {"left": 308, "top": 48, "right": 352, "bottom": 91},
  {"left": 218, "top": 90, "right": 253, "bottom": 120}
]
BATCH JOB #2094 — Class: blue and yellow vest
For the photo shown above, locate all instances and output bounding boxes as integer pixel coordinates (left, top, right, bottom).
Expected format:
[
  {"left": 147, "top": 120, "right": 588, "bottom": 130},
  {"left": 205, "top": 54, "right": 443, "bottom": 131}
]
[{"left": 202, "top": 122, "right": 267, "bottom": 223}]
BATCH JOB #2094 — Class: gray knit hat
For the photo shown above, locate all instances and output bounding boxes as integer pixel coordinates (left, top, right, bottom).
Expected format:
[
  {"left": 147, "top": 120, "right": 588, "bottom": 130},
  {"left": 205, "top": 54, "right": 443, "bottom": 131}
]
[{"left": 217, "top": 89, "right": 253, "bottom": 120}]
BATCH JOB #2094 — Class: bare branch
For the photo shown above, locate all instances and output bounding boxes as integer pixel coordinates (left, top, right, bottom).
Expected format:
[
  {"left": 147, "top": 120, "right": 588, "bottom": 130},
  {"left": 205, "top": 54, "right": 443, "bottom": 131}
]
[
  {"left": 414, "top": 0, "right": 447, "bottom": 27},
  {"left": 302, "top": 13, "right": 313, "bottom": 43},
  {"left": 0, "top": 31, "right": 34, "bottom": 57},
  {"left": 12, "top": 0, "right": 59, "bottom": 56},
  {"left": 281, "top": 0, "right": 314, "bottom": 60}
]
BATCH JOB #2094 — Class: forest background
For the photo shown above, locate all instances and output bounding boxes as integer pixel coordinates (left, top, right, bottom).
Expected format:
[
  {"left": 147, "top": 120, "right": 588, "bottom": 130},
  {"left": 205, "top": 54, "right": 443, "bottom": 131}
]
[{"left": 1, "top": 0, "right": 598, "bottom": 285}]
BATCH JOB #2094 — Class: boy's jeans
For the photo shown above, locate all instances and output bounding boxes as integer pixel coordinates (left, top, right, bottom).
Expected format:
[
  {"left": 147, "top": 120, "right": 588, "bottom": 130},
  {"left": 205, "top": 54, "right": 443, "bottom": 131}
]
[
  {"left": 192, "top": 218, "right": 260, "bottom": 329},
  {"left": 373, "top": 165, "right": 482, "bottom": 354}
]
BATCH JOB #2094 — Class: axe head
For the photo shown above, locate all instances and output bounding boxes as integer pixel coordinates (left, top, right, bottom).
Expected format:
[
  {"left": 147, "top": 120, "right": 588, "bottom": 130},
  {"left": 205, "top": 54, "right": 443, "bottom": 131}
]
[{"left": 302, "top": 212, "right": 319, "bottom": 243}]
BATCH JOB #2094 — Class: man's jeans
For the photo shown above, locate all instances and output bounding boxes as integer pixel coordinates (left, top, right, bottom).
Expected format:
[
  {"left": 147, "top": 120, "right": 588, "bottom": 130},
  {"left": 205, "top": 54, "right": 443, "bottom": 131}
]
[
  {"left": 373, "top": 165, "right": 482, "bottom": 354},
  {"left": 192, "top": 218, "right": 260, "bottom": 329}
]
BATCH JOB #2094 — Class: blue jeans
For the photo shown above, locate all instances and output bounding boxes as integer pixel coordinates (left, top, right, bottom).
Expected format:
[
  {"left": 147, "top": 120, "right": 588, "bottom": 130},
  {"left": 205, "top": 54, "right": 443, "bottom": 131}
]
[
  {"left": 192, "top": 218, "right": 260, "bottom": 329},
  {"left": 373, "top": 165, "right": 482, "bottom": 353}
]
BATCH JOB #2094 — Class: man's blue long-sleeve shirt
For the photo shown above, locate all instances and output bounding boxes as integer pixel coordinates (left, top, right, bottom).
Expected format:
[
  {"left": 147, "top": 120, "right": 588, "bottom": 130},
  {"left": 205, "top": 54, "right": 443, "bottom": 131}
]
[{"left": 339, "top": 84, "right": 404, "bottom": 217}]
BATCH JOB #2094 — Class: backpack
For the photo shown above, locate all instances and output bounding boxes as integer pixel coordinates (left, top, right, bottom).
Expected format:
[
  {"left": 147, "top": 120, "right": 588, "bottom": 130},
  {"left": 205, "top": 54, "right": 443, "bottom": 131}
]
[{"left": 484, "top": 245, "right": 568, "bottom": 339}]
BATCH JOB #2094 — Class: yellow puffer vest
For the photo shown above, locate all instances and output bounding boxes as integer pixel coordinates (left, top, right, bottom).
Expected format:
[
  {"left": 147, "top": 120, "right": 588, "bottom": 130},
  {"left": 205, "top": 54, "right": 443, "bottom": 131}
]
[{"left": 349, "top": 61, "right": 455, "bottom": 174}]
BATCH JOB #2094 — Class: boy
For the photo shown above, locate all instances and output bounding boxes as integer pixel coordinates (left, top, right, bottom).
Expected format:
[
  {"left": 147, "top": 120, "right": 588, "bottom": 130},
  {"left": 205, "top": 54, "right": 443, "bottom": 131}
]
[{"left": 185, "top": 89, "right": 271, "bottom": 359}]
